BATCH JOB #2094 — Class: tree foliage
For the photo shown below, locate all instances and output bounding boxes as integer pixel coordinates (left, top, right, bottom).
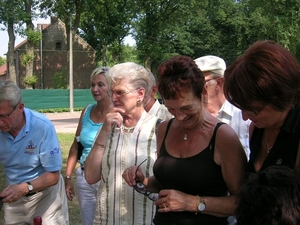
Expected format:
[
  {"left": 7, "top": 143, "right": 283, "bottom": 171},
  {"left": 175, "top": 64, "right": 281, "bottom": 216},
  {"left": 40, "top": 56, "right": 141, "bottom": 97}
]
[
  {"left": 78, "top": 0, "right": 134, "bottom": 64},
  {"left": 2, "top": 0, "right": 300, "bottom": 82},
  {"left": 0, "top": 56, "right": 6, "bottom": 66}
]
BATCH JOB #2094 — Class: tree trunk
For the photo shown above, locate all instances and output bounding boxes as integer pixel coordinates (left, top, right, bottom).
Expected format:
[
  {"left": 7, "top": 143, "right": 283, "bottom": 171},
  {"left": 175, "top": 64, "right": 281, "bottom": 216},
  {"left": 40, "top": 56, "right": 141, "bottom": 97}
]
[
  {"left": 24, "top": 1, "right": 35, "bottom": 89},
  {"left": 7, "top": 20, "right": 17, "bottom": 84},
  {"left": 102, "top": 45, "right": 107, "bottom": 66}
]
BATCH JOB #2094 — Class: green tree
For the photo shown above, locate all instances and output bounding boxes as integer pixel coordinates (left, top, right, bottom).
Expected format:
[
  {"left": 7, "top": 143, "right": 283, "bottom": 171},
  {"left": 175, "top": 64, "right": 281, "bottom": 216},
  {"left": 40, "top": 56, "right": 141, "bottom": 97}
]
[
  {"left": 99, "top": 44, "right": 140, "bottom": 67},
  {"left": 22, "top": 0, "right": 42, "bottom": 89},
  {"left": 0, "top": 56, "right": 6, "bottom": 66},
  {"left": 245, "top": 0, "right": 300, "bottom": 58},
  {"left": 79, "top": 0, "right": 133, "bottom": 65},
  {"left": 133, "top": 0, "right": 199, "bottom": 70},
  {"left": 0, "top": 0, "right": 51, "bottom": 85},
  {"left": 0, "top": 0, "right": 25, "bottom": 84}
]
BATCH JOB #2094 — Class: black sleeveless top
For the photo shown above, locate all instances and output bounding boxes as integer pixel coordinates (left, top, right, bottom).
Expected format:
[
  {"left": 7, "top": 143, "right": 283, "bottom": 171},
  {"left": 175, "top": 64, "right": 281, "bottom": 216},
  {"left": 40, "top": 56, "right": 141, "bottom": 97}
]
[
  {"left": 248, "top": 104, "right": 300, "bottom": 173},
  {"left": 153, "top": 119, "right": 228, "bottom": 225}
]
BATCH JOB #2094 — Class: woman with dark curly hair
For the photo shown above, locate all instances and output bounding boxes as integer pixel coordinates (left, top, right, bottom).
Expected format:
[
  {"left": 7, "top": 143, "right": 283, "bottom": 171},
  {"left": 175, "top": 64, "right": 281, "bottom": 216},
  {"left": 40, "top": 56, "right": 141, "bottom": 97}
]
[{"left": 236, "top": 166, "right": 300, "bottom": 225}]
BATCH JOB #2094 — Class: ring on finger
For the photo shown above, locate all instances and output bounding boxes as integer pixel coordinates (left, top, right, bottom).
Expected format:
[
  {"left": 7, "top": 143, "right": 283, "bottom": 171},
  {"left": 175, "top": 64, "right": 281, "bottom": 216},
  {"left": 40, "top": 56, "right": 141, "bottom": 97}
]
[
  {"left": 9, "top": 199, "right": 12, "bottom": 203},
  {"left": 163, "top": 203, "right": 166, "bottom": 208},
  {"left": 163, "top": 197, "right": 166, "bottom": 203}
]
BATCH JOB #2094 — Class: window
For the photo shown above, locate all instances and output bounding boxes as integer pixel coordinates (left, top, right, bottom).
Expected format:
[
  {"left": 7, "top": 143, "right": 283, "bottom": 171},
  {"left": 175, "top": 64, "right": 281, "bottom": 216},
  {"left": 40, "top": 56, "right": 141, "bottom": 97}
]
[{"left": 56, "top": 42, "right": 62, "bottom": 50}]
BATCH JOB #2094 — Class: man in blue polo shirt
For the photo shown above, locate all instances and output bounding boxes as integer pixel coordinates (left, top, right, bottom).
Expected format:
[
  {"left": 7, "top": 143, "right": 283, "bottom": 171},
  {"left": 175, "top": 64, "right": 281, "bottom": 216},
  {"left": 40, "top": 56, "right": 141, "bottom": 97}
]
[{"left": 0, "top": 81, "right": 68, "bottom": 225}]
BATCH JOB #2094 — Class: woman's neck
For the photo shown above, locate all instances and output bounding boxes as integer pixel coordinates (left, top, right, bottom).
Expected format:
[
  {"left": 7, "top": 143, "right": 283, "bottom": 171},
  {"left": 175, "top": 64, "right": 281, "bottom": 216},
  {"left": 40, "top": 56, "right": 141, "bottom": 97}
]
[
  {"left": 123, "top": 107, "right": 145, "bottom": 127},
  {"left": 95, "top": 98, "right": 113, "bottom": 114}
]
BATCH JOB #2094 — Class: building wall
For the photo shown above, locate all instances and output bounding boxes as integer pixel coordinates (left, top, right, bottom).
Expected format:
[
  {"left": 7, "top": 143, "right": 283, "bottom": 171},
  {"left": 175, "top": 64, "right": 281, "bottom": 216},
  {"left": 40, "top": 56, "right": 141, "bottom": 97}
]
[{"left": 15, "top": 16, "right": 96, "bottom": 89}]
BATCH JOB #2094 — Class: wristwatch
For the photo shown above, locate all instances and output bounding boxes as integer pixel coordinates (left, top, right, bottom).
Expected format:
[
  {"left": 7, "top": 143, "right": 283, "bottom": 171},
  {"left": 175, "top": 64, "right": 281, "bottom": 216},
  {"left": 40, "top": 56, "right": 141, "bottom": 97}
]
[
  {"left": 26, "top": 182, "right": 33, "bottom": 193},
  {"left": 198, "top": 196, "right": 206, "bottom": 212}
]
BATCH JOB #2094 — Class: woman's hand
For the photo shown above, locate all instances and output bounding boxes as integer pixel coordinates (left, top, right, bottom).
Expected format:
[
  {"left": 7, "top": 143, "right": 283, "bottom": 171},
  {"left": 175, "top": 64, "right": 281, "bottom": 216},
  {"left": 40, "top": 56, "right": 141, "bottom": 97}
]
[
  {"left": 65, "top": 178, "right": 75, "bottom": 201},
  {"left": 122, "top": 165, "right": 145, "bottom": 187},
  {"left": 103, "top": 107, "right": 125, "bottom": 129},
  {"left": 155, "top": 189, "right": 193, "bottom": 213}
]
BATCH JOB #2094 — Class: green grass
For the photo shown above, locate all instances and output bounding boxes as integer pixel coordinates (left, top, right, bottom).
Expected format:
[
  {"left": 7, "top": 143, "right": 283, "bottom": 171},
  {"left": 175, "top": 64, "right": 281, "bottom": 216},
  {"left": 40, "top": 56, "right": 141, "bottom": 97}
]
[{"left": 0, "top": 133, "right": 81, "bottom": 224}]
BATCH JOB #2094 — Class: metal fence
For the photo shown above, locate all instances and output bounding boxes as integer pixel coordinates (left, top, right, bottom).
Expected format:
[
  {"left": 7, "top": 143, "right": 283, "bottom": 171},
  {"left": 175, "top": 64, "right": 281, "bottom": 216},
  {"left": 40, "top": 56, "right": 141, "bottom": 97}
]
[{"left": 22, "top": 89, "right": 94, "bottom": 110}]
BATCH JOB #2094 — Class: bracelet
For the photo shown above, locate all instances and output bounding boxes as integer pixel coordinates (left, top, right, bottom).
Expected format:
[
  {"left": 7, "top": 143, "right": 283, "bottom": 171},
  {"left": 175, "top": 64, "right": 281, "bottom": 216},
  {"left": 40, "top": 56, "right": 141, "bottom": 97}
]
[
  {"left": 65, "top": 176, "right": 71, "bottom": 179},
  {"left": 95, "top": 142, "right": 106, "bottom": 148},
  {"left": 195, "top": 195, "right": 199, "bottom": 215}
]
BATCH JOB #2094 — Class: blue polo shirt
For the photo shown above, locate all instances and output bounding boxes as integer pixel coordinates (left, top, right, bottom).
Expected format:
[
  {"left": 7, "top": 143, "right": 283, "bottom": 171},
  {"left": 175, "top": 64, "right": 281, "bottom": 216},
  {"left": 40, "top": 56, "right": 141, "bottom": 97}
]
[{"left": 0, "top": 108, "right": 62, "bottom": 185}]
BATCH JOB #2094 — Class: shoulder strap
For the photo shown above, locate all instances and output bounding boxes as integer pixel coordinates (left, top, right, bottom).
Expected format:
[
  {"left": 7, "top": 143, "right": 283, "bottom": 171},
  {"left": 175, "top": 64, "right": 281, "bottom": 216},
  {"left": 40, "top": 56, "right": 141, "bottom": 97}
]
[
  {"left": 81, "top": 104, "right": 91, "bottom": 121},
  {"left": 161, "top": 118, "right": 174, "bottom": 140},
  {"left": 209, "top": 122, "right": 225, "bottom": 152},
  {"left": 77, "top": 104, "right": 92, "bottom": 136}
]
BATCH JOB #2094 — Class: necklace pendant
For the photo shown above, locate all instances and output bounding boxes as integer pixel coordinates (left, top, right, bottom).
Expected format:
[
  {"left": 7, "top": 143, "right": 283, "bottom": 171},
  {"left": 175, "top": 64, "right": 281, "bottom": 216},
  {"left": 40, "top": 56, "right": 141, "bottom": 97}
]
[{"left": 183, "top": 134, "right": 188, "bottom": 141}]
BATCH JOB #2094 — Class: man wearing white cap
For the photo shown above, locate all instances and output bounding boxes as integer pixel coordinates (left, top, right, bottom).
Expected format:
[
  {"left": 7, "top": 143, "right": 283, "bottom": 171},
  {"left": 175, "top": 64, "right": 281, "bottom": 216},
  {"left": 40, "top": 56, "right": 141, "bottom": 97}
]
[
  {"left": 195, "top": 55, "right": 250, "bottom": 225},
  {"left": 194, "top": 55, "right": 250, "bottom": 158}
]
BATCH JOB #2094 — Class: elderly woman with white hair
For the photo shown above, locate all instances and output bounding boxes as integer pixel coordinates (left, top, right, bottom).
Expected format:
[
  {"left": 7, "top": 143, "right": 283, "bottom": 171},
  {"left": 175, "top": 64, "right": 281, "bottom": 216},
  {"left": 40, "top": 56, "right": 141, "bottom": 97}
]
[{"left": 85, "top": 62, "right": 160, "bottom": 225}]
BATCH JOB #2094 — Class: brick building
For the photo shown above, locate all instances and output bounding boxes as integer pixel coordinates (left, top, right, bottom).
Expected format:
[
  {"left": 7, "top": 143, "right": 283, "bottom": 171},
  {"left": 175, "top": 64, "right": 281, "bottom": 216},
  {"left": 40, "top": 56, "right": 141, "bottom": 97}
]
[{"left": 14, "top": 16, "right": 96, "bottom": 89}]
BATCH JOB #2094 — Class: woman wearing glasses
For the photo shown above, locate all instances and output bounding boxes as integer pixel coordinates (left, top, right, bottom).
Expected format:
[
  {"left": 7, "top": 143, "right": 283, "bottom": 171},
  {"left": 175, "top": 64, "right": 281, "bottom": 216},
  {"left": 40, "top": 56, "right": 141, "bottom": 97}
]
[
  {"left": 123, "top": 56, "right": 247, "bottom": 225},
  {"left": 223, "top": 40, "right": 300, "bottom": 173},
  {"left": 84, "top": 62, "right": 160, "bottom": 225},
  {"left": 64, "top": 67, "right": 113, "bottom": 225}
]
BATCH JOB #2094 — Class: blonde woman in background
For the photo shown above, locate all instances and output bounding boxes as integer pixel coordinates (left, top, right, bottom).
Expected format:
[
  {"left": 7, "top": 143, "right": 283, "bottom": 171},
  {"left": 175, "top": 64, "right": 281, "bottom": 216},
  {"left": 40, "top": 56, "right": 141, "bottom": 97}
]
[{"left": 64, "top": 67, "right": 113, "bottom": 225}]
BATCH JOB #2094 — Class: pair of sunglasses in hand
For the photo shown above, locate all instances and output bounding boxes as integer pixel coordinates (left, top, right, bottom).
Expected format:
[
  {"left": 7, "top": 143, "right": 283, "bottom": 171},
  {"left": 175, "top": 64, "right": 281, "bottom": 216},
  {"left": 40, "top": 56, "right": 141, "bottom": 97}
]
[{"left": 133, "top": 159, "right": 159, "bottom": 201}]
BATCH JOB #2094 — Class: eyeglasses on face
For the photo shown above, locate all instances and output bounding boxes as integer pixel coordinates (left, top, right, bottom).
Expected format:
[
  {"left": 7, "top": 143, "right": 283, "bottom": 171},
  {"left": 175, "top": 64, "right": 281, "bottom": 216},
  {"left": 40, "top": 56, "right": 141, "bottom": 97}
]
[
  {"left": 107, "top": 89, "right": 136, "bottom": 98},
  {"left": 204, "top": 77, "right": 220, "bottom": 88},
  {"left": 0, "top": 103, "right": 19, "bottom": 119},
  {"left": 205, "top": 77, "right": 217, "bottom": 83},
  {"left": 243, "top": 103, "right": 268, "bottom": 116},
  {"left": 133, "top": 159, "right": 159, "bottom": 201}
]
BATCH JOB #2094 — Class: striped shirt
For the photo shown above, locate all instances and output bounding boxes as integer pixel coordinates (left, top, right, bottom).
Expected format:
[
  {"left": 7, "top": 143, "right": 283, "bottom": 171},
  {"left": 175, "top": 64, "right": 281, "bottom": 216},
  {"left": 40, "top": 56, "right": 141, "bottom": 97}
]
[{"left": 93, "top": 113, "right": 158, "bottom": 225}]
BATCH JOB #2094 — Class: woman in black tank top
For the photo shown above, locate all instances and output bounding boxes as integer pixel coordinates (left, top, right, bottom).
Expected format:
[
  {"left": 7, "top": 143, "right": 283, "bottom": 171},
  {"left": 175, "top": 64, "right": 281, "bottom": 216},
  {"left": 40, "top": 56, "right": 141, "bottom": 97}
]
[{"left": 123, "top": 55, "right": 247, "bottom": 225}]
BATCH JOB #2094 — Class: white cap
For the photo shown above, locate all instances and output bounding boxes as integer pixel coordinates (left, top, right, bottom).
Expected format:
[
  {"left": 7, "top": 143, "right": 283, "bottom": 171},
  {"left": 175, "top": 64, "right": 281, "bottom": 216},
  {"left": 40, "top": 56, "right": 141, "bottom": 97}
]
[{"left": 194, "top": 55, "right": 226, "bottom": 76}]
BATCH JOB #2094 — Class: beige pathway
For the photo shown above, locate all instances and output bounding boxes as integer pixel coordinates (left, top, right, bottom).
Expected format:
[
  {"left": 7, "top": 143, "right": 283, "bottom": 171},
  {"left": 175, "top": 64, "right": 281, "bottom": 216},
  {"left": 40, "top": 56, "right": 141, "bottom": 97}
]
[{"left": 44, "top": 111, "right": 81, "bottom": 133}]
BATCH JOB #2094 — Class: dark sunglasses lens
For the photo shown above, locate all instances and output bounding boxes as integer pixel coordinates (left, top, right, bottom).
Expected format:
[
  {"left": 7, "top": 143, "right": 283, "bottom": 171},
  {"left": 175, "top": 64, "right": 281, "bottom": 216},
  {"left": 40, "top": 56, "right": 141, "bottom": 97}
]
[
  {"left": 134, "top": 181, "right": 147, "bottom": 194},
  {"left": 148, "top": 193, "right": 159, "bottom": 201}
]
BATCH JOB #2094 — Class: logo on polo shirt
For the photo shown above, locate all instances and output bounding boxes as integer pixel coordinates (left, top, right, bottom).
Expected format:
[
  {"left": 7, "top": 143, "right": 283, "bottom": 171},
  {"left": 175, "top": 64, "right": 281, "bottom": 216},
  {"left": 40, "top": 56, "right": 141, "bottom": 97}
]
[
  {"left": 50, "top": 147, "right": 60, "bottom": 155},
  {"left": 25, "top": 140, "right": 37, "bottom": 155}
]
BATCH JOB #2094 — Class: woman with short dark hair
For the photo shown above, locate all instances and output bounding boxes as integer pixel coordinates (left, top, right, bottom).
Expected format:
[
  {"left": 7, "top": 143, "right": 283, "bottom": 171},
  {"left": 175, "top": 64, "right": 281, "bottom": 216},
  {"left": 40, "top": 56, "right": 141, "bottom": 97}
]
[
  {"left": 123, "top": 55, "right": 247, "bottom": 225},
  {"left": 224, "top": 40, "right": 300, "bottom": 173}
]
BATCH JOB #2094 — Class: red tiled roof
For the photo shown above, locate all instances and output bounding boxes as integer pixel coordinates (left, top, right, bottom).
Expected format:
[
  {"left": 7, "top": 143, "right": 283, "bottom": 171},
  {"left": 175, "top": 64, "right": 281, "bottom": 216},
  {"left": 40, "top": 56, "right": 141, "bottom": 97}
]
[{"left": 0, "top": 64, "right": 7, "bottom": 76}]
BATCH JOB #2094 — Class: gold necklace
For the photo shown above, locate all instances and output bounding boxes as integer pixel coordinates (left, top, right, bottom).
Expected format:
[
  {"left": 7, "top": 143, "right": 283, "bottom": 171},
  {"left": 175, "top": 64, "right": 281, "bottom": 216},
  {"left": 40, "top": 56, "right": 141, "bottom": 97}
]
[
  {"left": 121, "top": 125, "right": 135, "bottom": 133},
  {"left": 264, "top": 132, "right": 273, "bottom": 154}
]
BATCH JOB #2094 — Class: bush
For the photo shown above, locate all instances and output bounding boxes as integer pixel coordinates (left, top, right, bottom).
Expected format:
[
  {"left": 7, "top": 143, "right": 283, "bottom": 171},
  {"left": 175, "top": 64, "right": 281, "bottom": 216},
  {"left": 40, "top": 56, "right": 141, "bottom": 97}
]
[
  {"left": 37, "top": 108, "right": 83, "bottom": 113},
  {"left": 23, "top": 75, "right": 38, "bottom": 86}
]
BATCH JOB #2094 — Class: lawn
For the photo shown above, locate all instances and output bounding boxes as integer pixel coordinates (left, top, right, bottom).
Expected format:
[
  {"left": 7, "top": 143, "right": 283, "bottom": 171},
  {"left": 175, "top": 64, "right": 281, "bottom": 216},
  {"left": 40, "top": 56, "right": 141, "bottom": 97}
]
[{"left": 0, "top": 133, "right": 81, "bottom": 225}]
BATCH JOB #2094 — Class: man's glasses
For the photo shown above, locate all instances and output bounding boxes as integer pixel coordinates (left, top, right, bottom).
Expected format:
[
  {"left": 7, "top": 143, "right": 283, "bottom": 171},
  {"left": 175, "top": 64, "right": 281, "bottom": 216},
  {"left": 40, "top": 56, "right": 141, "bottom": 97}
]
[
  {"left": 107, "top": 89, "right": 136, "bottom": 98},
  {"left": 133, "top": 159, "right": 159, "bottom": 201},
  {"left": 0, "top": 103, "right": 19, "bottom": 118},
  {"left": 205, "top": 77, "right": 217, "bottom": 83}
]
